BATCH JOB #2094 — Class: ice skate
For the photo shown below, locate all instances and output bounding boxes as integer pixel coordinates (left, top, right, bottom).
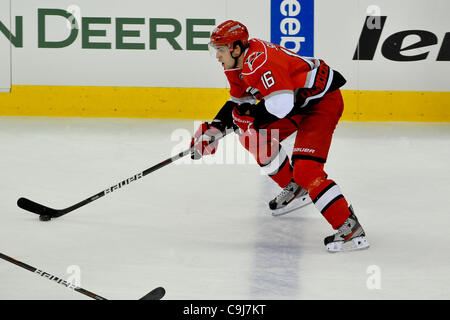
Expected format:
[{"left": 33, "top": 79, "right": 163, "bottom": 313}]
[
  {"left": 324, "top": 206, "right": 370, "bottom": 252},
  {"left": 269, "top": 180, "right": 312, "bottom": 216}
]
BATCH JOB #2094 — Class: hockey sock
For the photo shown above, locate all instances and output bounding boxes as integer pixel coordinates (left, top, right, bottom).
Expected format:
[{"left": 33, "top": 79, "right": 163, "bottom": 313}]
[{"left": 309, "top": 180, "right": 351, "bottom": 230}]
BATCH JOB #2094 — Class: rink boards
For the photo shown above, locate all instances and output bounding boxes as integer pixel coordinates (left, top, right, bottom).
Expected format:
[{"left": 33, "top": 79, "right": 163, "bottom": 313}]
[{"left": 0, "top": 0, "right": 449, "bottom": 121}]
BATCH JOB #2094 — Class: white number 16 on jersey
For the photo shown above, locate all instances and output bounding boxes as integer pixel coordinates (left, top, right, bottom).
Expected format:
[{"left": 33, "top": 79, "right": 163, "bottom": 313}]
[{"left": 261, "top": 71, "right": 275, "bottom": 89}]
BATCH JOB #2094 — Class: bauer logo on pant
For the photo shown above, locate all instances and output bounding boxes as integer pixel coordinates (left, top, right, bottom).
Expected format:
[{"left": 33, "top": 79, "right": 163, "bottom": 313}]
[{"left": 293, "top": 147, "right": 316, "bottom": 154}]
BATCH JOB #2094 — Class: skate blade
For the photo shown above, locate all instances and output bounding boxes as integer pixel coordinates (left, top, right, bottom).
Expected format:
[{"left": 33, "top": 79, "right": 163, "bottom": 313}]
[
  {"left": 271, "top": 196, "right": 312, "bottom": 217},
  {"left": 326, "top": 236, "right": 370, "bottom": 253}
]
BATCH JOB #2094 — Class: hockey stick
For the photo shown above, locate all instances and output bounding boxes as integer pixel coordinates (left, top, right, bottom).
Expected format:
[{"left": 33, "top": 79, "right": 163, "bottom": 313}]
[
  {"left": 18, "top": 128, "right": 231, "bottom": 221},
  {"left": 0, "top": 252, "right": 165, "bottom": 300},
  {"left": 17, "top": 147, "right": 194, "bottom": 220}
]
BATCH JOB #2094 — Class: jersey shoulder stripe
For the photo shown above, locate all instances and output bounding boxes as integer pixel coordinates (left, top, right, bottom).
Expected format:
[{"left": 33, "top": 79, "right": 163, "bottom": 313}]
[{"left": 279, "top": 47, "right": 315, "bottom": 70}]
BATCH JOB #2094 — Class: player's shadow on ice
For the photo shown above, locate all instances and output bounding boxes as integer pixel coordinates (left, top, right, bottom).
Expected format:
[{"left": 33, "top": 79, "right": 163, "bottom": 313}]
[{"left": 249, "top": 204, "right": 318, "bottom": 299}]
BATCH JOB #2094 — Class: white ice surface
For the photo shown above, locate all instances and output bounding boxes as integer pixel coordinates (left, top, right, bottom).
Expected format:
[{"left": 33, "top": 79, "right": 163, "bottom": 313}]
[{"left": 0, "top": 117, "right": 449, "bottom": 300}]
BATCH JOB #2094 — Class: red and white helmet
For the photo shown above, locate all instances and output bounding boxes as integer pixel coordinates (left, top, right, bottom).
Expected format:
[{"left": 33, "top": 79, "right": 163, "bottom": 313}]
[{"left": 210, "top": 20, "right": 249, "bottom": 49}]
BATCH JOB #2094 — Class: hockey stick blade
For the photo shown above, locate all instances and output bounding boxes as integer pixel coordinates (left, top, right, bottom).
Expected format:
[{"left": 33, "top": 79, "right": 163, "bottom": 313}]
[
  {"left": 139, "top": 286, "right": 166, "bottom": 300},
  {"left": 17, "top": 197, "right": 61, "bottom": 217}
]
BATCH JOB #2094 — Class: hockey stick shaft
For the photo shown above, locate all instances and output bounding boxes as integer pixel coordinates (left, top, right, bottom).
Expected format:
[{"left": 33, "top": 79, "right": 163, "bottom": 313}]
[
  {"left": 60, "top": 147, "right": 192, "bottom": 215},
  {"left": 0, "top": 252, "right": 107, "bottom": 300},
  {"left": 17, "top": 147, "right": 193, "bottom": 218}
]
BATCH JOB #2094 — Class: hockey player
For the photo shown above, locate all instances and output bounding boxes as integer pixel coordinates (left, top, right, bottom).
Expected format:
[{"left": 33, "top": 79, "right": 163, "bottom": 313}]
[{"left": 190, "top": 20, "right": 369, "bottom": 252}]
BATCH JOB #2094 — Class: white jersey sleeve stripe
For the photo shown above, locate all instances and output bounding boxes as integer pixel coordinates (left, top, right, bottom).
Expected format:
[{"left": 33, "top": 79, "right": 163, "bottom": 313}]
[
  {"left": 230, "top": 96, "right": 257, "bottom": 105},
  {"left": 299, "top": 69, "right": 334, "bottom": 108},
  {"left": 304, "top": 68, "right": 318, "bottom": 89}
]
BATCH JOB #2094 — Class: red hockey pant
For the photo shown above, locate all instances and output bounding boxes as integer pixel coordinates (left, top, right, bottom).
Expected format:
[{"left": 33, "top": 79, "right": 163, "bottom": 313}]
[{"left": 238, "top": 90, "right": 351, "bottom": 229}]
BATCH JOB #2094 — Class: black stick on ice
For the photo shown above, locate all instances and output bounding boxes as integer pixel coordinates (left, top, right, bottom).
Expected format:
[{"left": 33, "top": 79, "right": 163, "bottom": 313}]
[
  {"left": 17, "top": 147, "right": 194, "bottom": 220},
  {"left": 0, "top": 251, "right": 165, "bottom": 300}
]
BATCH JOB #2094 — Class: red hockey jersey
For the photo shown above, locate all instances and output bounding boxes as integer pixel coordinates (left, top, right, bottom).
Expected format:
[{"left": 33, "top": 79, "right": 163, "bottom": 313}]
[{"left": 224, "top": 38, "right": 345, "bottom": 118}]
